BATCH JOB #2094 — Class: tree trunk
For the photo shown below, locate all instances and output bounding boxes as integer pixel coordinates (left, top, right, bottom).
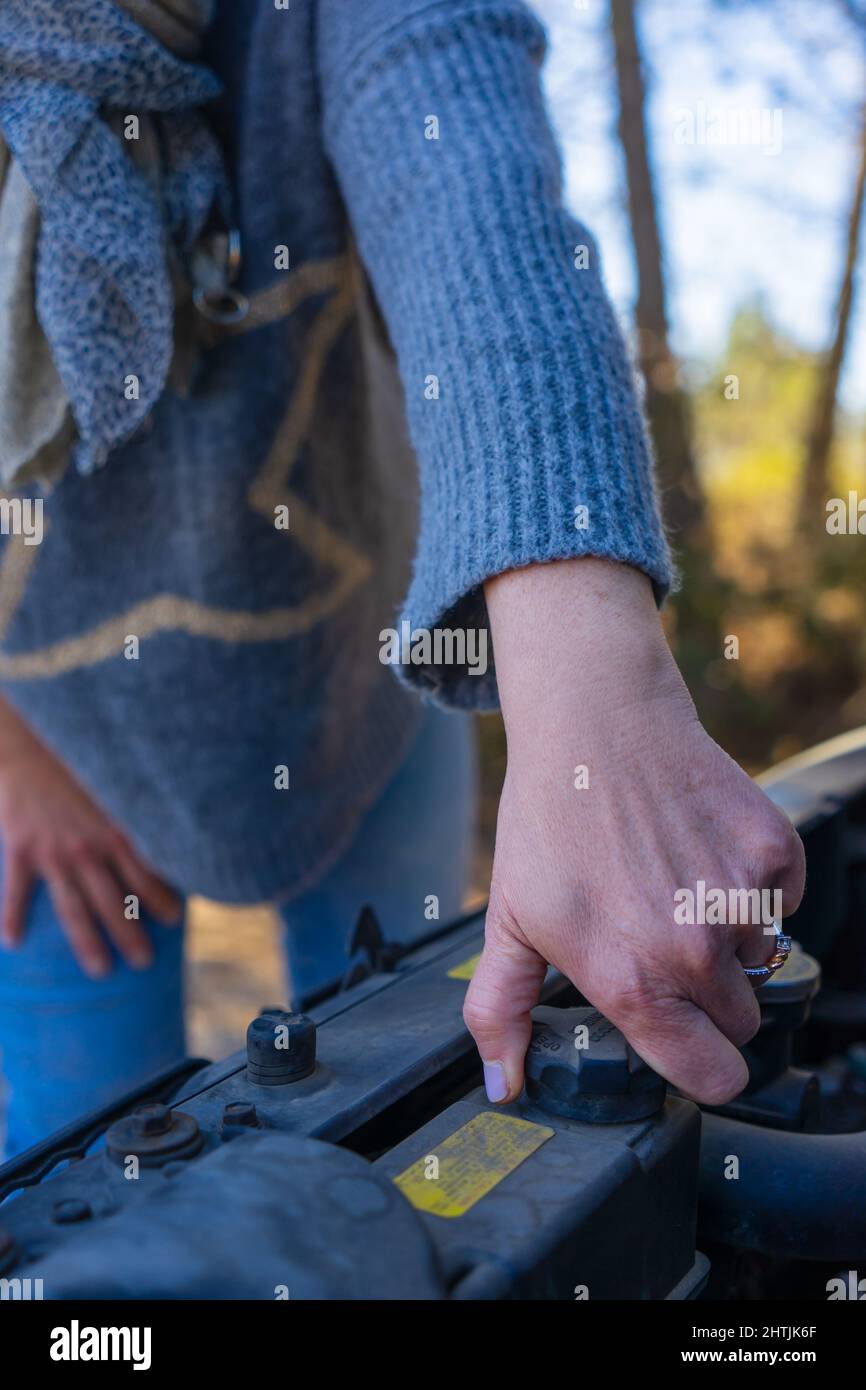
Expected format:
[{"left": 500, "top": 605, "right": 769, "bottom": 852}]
[
  {"left": 609, "top": 0, "right": 704, "bottom": 540},
  {"left": 797, "top": 102, "right": 866, "bottom": 531}
]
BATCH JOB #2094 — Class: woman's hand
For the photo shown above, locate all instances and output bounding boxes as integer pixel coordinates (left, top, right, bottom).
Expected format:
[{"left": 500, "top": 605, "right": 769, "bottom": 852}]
[
  {"left": 465, "top": 558, "right": 805, "bottom": 1106},
  {"left": 0, "top": 699, "right": 181, "bottom": 977}
]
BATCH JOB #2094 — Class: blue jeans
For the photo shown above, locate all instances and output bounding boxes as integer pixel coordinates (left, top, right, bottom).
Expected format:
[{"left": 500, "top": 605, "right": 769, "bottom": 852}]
[{"left": 0, "top": 705, "right": 476, "bottom": 1159}]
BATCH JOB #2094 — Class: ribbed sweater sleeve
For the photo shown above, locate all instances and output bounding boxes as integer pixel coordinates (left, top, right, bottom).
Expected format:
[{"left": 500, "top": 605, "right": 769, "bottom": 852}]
[{"left": 317, "top": 0, "right": 674, "bottom": 710}]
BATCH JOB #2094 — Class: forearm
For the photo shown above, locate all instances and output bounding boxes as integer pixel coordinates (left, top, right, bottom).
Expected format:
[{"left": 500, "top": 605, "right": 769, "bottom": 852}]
[
  {"left": 485, "top": 557, "right": 686, "bottom": 749},
  {"left": 320, "top": 2, "right": 673, "bottom": 709}
]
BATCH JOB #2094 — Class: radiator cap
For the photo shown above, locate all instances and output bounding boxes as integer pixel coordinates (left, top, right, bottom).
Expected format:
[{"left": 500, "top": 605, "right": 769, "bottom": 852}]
[{"left": 525, "top": 1006, "right": 667, "bottom": 1123}]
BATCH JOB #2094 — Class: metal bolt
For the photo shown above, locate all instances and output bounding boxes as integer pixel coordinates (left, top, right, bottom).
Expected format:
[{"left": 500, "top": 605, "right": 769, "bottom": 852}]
[
  {"left": 131, "top": 1103, "right": 173, "bottom": 1137},
  {"left": 106, "top": 1105, "right": 202, "bottom": 1167}
]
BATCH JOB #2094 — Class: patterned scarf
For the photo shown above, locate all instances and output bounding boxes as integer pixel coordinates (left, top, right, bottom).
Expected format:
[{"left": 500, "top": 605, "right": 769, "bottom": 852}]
[{"left": 0, "top": 0, "right": 231, "bottom": 487}]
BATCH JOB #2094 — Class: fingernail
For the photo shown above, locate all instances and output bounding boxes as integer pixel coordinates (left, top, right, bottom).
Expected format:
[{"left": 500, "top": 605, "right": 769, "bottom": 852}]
[
  {"left": 130, "top": 948, "right": 153, "bottom": 970},
  {"left": 483, "top": 1061, "right": 508, "bottom": 1103},
  {"left": 84, "top": 957, "right": 111, "bottom": 980}
]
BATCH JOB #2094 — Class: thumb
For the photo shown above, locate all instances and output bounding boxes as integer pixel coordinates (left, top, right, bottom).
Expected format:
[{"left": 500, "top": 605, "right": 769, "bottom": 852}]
[{"left": 463, "top": 916, "right": 548, "bottom": 1104}]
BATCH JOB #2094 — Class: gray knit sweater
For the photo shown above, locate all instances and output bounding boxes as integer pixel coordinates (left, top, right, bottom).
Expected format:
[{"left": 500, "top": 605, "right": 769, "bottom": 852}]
[{"left": 0, "top": 0, "right": 672, "bottom": 902}]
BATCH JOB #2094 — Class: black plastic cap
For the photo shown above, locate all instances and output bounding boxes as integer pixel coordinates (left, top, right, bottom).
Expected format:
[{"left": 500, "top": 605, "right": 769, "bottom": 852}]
[
  {"left": 525, "top": 1006, "right": 666, "bottom": 1123},
  {"left": 246, "top": 1010, "right": 316, "bottom": 1085}
]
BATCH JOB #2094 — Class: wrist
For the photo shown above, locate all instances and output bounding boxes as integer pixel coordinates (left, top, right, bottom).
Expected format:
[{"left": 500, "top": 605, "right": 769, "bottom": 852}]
[{"left": 485, "top": 557, "right": 685, "bottom": 742}]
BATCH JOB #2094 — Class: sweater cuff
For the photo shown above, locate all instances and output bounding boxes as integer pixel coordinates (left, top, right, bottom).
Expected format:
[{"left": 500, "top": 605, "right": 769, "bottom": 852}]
[{"left": 320, "top": 1, "right": 674, "bottom": 711}]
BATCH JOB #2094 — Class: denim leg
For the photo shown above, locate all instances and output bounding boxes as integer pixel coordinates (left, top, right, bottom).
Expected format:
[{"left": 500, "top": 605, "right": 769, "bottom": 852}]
[
  {"left": 0, "top": 878, "right": 186, "bottom": 1160},
  {"left": 279, "top": 703, "right": 478, "bottom": 1005}
]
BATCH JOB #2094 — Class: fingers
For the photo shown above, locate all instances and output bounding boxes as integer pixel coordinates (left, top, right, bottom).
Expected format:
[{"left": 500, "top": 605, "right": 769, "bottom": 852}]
[
  {"left": 463, "top": 915, "right": 548, "bottom": 1104},
  {"left": 603, "top": 987, "right": 749, "bottom": 1105},
  {"left": 0, "top": 850, "right": 35, "bottom": 948},
  {"left": 733, "top": 917, "right": 776, "bottom": 968},
  {"left": 465, "top": 911, "right": 757, "bottom": 1108},
  {"left": 604, "top": 920, "right": 766, "bottom": 1099},
  {"left": 1, "top": 829, "right": 179, "bottom": 978},
  {"left": 688, "top": 949, "right": 762, "bottom": 1049},
  {"left": 772, "top": 821, "right": 806, "bottom": 917},
  {"left": 74, "top": 852, "right": 154, "bottom": 970},
  {"left": 111, "top": 839, "right": 182, "bottom": 925},
  {"left": 747, "top": 810, "right": 806, "bottom": 920},
  {"left": 729, "top": 811, "right": 806, "bottom": 965},
  {"left": 46, "top": 867, "right": 112, "bottom": 979}
]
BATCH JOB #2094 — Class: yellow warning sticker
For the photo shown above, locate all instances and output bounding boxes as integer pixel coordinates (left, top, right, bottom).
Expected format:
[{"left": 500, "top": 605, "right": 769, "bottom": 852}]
[
  {"left": 447, "top": 952, "right": 481, "bottom": 980},
  {"left": 393, "top": 1111, "right": 554, "bottom": 1218}
]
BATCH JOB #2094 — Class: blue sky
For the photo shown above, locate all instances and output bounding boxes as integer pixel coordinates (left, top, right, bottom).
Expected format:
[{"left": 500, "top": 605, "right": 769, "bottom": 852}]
[{"left": 535, "top": 0, "right": 866, "bottom": 410}]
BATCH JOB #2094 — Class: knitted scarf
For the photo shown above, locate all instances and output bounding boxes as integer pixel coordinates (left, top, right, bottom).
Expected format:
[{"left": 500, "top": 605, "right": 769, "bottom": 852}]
[{"left": 0, "top": 0, "right": 230, "bottom": 487}]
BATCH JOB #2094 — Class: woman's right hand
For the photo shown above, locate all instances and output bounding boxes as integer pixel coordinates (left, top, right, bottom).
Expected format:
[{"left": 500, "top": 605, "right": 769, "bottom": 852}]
[{"left": 0, "top": 698, "right": 181, "bottom": 977}]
